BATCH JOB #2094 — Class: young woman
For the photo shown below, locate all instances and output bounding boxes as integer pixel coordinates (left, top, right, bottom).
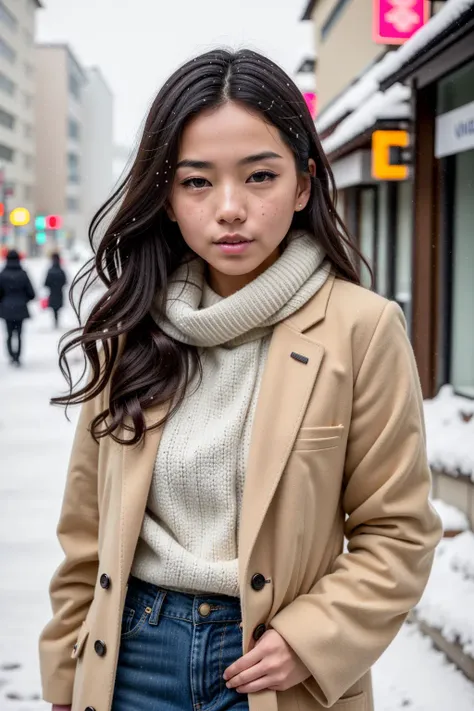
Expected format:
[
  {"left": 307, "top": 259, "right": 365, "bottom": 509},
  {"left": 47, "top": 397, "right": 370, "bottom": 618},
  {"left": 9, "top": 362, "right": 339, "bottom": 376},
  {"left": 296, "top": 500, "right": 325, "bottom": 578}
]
[{"left": 39, "top": 49, "right": 442, "bottom": 711}]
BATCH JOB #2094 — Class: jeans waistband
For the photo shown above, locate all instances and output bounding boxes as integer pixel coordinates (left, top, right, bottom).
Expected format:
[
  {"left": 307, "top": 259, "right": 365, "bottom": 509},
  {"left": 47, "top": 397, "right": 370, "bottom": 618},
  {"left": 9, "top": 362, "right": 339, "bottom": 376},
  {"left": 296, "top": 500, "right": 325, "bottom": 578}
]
[{"left": 127, "top": 575, "right": 242, "bottom": 625}]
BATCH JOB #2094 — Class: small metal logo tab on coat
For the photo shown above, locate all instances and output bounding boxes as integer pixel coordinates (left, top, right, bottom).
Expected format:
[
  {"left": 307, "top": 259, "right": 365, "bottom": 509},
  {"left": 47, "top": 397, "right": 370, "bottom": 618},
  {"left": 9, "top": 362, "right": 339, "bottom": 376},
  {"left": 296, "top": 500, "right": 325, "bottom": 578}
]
[{"left": 290, "top": 352, "right": 309, "bottom": 365}]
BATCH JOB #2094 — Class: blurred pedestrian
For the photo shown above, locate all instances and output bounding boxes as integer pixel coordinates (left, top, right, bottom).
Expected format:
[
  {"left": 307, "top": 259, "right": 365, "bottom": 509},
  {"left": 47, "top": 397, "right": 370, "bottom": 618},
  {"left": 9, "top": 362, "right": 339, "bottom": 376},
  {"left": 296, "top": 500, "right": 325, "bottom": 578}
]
[
  {"left": 44, "top": 252, "right": 67, "bottom": 329},
  {"left": 40, "top": 49, "right": 442, "bottom": 711},
  {"left": 0, "top": 249, "right": 35, "bottom": 366}
]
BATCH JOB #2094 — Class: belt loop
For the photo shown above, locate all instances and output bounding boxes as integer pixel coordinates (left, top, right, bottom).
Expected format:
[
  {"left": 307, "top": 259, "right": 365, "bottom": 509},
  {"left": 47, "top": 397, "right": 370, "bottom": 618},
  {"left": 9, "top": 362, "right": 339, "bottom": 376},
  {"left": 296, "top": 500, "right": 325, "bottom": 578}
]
[{"left": 149, "top": 589, "right": 166, "bottom": 626}]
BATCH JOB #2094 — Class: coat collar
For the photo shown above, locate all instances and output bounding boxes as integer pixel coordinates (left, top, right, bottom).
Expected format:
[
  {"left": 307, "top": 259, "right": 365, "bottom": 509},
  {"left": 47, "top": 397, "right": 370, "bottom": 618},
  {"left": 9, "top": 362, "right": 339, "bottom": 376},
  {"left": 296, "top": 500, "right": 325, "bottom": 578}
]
[{"left": 284, "top": 271, "right": 335, "bottom": 334}]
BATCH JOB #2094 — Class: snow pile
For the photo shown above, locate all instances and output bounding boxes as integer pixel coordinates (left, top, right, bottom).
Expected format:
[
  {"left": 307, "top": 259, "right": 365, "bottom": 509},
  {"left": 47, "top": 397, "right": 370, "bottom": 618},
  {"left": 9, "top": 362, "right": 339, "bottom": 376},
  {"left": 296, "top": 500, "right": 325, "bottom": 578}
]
[
  {"left": 316, "top": 51, "right": 402, "bottom": 133},
  {"left": 416, "top": 532, "right": 474, "bottom": 658},
  {"left": 431, "top": 499, "right": 469, "bottom": 533},
  {"left": 424, "top": 385, "right": 474, "bottom": 479},
  {"left": 378, "top": 0, "right": 474, "bottom": 86},
  {"left": 322, "top": 83, "right": 410, "bottom": 155}
]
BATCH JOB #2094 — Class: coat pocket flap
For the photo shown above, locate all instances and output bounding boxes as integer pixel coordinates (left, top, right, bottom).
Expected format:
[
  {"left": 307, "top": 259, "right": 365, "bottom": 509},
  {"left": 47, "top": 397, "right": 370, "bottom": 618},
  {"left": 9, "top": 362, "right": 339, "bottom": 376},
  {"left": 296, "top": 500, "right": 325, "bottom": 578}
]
[
  {"left": 333, "top": 691, "right": 367, "bottom": 710},
  {"left": 71, "top": 624, "right": 89, "bottom": 659},
  {"left": 293, "top": 425, "right": 344, "bottom": 451}
]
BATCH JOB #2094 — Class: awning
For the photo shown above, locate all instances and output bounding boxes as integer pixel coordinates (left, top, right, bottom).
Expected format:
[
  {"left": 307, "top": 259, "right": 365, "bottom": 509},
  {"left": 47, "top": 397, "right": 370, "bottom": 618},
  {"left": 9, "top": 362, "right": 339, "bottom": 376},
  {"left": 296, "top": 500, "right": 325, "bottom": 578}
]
[
  {"left": 378, "top": 0, "right": 474, "bottom": 89},
  {"left": 321, "top": 83, "right": 410, "bottom": 156}
]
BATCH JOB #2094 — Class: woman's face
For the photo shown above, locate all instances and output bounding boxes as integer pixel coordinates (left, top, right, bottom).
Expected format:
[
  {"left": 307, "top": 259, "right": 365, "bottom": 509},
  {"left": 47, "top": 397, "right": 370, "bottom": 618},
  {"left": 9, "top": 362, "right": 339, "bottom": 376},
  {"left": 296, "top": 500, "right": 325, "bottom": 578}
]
[{"left": 167, "top": 102, "right": 313, "bottom": 295}]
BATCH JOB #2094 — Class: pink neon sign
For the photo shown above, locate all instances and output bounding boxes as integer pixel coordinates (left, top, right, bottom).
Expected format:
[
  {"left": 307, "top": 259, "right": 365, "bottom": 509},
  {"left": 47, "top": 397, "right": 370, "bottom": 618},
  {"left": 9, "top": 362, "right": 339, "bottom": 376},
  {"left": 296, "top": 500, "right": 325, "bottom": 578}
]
[
  {"left": 303, "top": 92, "right": 317, "bottom": 119},
  {"left": 373, "top": 0, "right": 429, "bottom": 45}
]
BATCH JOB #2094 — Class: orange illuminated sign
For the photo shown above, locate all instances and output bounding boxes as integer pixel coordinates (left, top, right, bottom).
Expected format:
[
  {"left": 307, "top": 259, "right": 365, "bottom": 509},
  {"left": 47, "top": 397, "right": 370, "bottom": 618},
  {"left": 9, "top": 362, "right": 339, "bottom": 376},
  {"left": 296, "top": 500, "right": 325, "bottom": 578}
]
[{"left": 372, "top": 130, "right": 409, "bottom": 180}]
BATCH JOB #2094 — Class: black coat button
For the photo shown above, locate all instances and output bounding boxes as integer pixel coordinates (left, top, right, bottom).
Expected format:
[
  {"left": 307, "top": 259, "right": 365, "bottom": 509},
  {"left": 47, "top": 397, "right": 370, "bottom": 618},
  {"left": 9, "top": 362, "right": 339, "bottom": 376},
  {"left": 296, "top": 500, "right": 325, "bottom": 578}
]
[
  {"left": 253, "top": 623, "right": 267, "bottom": 641},
  {"left": 85, "top": 707, "right": 96, "bottom": 711},
  {"left": 251, "top": 573, "right": 266, "bottom": 591},
  {"left": 100, "top": 573, "right": 111, "bottom": 590},
  {"left": 94, "top": 640, "right": 107, "bottom": 657}
]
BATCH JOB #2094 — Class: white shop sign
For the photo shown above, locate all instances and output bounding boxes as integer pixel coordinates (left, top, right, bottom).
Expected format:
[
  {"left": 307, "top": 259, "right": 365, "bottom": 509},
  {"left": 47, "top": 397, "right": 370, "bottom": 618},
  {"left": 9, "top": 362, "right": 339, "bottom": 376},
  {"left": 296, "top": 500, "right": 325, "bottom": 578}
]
[{"left": 435, "top": 100, "right": 474, "bottom": 158}]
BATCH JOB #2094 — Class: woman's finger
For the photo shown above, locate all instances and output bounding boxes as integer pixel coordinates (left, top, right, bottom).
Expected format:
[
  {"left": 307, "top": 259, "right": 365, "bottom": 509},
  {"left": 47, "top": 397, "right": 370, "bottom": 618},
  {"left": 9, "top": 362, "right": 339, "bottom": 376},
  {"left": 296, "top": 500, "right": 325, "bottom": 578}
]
[{"left": 226, "top": 660, "right": 267, "bottom": 690}]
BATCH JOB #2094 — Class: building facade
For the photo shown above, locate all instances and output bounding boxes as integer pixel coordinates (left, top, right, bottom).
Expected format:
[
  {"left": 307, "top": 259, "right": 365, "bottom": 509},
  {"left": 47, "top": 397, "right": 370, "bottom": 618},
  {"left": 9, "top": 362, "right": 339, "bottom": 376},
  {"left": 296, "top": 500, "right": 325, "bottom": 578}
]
[
  {"left": 0, "top": 0, "right": 41, "bottom": 253},
  {"left": 35, "top": 44, "right": 114, "bottom": 252},
  {"left": 82, "top": 66, "right": 114, "bottom": 232}
]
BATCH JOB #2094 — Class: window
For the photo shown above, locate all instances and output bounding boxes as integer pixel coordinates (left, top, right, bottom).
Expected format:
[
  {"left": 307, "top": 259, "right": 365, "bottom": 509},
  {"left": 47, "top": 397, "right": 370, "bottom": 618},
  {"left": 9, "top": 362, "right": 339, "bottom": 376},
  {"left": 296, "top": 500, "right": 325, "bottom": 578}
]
[
  {"left": 0, "top": 107, "right": 14, "bottom": 129},
  {"left": 24, "top": 122, "right": 33, "bottom": 138},
  {"left": 449, "top": 148, "right": 474, "bottom": 397},
  {"left": 376, "top": 183, "right": 389, "bottom": 297},
  {"left": 0, "top": 71, "right": 15, "bottom": 95},
  {"left": 358, "top": 186, "right": 376, "bottom": 288},
  {"left": 68, "top": 152, "right": 80, "bottom": 182},
  {"left": 69, "top": 73, "right": 81, "bottom": 101},
  {"left": 321, "top": 0, "right": 351, "bottom": 41},
  {"left": 68, "top": 117, "right": 80, "bottom": 140},
  {"left": 0, "top": 143, "right": 14, "bottom": 162},
  {"left": 67, "top": 196, "right": 80, "bottom": 212},
  {"left": 0, "top": 1, "right": 18, "bottom": 31},
  {"left": 395, "top": 180, "right": 413, "bottom": 330},
  {"left": 24, "top": 153, "right": 34, "bottom": 170},
  {"left": 0, "top": 36, "right": 16, "bottom": 63}
]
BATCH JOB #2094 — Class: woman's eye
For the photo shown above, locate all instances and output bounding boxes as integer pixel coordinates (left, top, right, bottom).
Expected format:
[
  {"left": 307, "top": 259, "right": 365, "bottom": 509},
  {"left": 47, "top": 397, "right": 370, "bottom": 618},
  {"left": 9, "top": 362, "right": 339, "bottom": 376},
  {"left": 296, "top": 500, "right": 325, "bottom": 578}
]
[
  {"left": 182, "top": 177, "right": 210, "bottom": 189},
  {"left": 248, "top": 171, "right": 278, "bottom": 184}
]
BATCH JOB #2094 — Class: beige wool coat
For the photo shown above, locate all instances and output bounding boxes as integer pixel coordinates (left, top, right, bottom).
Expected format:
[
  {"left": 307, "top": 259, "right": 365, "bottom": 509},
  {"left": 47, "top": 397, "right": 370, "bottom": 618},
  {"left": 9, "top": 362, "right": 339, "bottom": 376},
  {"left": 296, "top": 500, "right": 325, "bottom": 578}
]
[{"left": 39, "top": 274, "right": 442, "bottom": 711}]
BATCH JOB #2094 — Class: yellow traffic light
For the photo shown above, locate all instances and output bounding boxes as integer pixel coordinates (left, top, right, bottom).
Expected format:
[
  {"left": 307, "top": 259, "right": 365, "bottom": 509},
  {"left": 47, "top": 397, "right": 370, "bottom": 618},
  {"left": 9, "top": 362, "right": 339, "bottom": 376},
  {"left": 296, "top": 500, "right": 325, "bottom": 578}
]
[
  {"left": 10, "top": 207, "right": 31, "bottom": 226},
  {"left": 372, "top": 130, "right": 409, "bottom": 180}
]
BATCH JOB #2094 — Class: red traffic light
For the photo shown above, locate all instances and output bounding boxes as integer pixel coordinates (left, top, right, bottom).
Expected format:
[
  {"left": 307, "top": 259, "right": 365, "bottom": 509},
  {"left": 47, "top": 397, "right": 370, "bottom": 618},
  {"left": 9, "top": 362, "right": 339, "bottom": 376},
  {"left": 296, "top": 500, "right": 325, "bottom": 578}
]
[{"left": 46, "top": 215, "right": 62, "bottom": 230}]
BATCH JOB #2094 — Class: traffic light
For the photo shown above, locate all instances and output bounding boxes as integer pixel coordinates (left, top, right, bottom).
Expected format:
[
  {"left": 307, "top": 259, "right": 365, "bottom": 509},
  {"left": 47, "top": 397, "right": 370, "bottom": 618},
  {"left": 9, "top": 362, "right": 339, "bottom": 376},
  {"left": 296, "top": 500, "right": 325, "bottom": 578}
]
[
  {"left": 46, "top": 215, "right": 62, "bottom": 229},
  {"left": 35, "top": 215, "right": 46, "bottom": 230},
  {"left": 36, "top": 231, "right": 47, "bottom": 245}
]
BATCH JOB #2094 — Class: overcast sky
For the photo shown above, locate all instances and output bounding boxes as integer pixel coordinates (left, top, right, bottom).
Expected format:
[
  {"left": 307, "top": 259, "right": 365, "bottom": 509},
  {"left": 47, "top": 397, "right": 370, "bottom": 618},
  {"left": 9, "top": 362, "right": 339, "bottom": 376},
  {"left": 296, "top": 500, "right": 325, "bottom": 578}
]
[{"left": 37, "top": 0, "right": 313, "bottom": 148}]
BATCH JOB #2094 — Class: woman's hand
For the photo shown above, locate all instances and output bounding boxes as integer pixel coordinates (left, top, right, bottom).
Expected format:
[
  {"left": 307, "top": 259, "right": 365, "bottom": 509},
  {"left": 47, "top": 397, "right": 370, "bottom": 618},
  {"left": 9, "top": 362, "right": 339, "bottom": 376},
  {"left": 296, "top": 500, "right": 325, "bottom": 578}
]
[{"left": 223, "top": 628, "right": 311, "bottom": 694}]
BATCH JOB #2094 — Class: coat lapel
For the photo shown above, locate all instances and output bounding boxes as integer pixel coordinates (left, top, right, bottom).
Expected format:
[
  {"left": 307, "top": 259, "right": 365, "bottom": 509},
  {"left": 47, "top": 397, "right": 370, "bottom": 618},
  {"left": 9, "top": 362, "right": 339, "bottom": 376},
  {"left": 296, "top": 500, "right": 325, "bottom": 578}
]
[
  {"left": 119, "top": 404, "right": 168, "bottom": 591},
  {"left": 238, "top": 322, "right": 325, "bottom": 586}
]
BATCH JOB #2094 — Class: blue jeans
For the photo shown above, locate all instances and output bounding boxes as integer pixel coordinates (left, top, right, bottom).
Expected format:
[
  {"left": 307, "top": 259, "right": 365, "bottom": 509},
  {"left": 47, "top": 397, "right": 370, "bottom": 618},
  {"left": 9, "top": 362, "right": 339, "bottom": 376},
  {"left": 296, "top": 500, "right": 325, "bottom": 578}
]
[{"left": 112, "top": 576, "right": 249, "bottom": 711}]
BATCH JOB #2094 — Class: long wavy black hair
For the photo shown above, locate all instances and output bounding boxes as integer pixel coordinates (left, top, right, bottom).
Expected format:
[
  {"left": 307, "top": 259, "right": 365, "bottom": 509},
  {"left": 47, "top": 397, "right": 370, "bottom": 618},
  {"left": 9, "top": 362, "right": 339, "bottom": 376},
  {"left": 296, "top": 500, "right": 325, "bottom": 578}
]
[{"left": 53, "top": 48, "right": 368, "bottom": 445}]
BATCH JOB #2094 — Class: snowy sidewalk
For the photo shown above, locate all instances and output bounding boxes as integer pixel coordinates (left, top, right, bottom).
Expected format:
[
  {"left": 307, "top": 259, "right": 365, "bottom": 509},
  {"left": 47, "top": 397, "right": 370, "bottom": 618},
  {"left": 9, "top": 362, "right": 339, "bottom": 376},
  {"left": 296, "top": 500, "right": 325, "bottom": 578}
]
[{"left": 1, "top": 259, "right": 474, "bottom": 710}]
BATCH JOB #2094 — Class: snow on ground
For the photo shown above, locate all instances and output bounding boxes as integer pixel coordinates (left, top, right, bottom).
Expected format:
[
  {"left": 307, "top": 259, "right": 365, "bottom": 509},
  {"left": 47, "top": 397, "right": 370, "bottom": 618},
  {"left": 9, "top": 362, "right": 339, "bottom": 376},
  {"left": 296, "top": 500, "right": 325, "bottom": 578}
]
[
  {"left": 416, "top": 532, "right": 474, "bottom": 658},
  {"left": 1, "top": 259, "right": 474, "bottom": 710},
  {"left": 424, "top": 385, "right": 474, "bottom": 479}
]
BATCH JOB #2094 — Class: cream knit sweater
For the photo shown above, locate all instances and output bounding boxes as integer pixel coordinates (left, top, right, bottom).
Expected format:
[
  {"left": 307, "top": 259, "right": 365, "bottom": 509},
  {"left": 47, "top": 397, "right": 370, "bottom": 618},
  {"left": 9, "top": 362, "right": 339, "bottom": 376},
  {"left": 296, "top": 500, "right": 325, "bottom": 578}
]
[{"left": 131, "top": 232, "right": 331, "bottom": 596}]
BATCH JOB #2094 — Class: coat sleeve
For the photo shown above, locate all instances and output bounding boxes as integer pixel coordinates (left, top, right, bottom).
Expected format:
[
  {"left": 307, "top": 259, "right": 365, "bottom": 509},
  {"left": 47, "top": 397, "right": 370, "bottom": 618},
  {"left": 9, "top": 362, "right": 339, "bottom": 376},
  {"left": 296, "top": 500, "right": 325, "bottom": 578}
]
[
  {"left": 39, "top": 393, "right": 101, "bottom": 705},
  {"left": 270, "top": 301, "right": 443, "bottom": 707}
]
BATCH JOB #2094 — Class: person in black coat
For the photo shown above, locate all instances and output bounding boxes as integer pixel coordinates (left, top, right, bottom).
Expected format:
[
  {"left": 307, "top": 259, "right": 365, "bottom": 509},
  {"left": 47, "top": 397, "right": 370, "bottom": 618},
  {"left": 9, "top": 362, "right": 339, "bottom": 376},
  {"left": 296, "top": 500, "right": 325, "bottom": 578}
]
[
  {"left": 44, "top": 253, "right": 67, "bottom": 328},
  {"left": 0, "top": 249, "right": 36, "bottom": 366}
]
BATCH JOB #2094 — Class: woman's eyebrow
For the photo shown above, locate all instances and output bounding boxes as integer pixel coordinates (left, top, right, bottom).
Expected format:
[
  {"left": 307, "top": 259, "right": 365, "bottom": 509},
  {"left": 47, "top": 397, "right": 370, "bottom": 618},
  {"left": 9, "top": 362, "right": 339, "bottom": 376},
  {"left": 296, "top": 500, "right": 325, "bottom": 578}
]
[{"left": 176, "top": 151, "right": 283, "bottom": 170}]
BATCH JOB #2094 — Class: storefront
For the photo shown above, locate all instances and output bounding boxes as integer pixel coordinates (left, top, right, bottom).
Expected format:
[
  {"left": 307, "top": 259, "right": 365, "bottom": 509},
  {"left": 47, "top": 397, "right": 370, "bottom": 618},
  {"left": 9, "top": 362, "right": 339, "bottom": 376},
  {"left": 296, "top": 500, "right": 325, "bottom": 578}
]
[{"left": 379, "top": 1, "right": 474, "bottom": 398}]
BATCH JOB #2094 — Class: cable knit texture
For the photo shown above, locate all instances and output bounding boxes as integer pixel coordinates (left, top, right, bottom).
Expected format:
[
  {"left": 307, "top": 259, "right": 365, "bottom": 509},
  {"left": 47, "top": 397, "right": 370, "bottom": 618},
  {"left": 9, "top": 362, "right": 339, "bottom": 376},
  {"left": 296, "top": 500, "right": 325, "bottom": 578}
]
[{"left": 132, "top": 232, "right": 331, "bottom": 596}]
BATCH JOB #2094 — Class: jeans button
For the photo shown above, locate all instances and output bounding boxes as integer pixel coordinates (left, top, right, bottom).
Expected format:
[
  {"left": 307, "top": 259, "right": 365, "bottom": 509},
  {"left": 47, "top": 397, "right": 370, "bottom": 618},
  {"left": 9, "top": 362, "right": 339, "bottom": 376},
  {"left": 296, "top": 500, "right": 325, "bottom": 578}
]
[{"left": 198, "top": 602, "right": 211, "bottom": 617}]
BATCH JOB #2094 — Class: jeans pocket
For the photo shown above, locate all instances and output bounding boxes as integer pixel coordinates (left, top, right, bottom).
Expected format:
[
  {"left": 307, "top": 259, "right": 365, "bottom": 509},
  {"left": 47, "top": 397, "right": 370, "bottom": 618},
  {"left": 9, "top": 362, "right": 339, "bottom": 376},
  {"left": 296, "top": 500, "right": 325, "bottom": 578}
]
[{"left": 121, "top": 597, "right": 152, "bottom": 640}]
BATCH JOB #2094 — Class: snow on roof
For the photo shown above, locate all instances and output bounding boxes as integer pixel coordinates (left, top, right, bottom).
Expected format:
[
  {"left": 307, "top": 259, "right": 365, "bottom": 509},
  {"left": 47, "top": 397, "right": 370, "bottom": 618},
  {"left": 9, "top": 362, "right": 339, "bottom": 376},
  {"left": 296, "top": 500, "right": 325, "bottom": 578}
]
[
  {"left": 424, "top": 385, "right": 474, "bottom": 479},
  {"left": 321, "top": 82, "right": 411, "bottom": 155},
  {"left": 316, "top": 52, "right": 396, "bottom": 134},
  {"left": 416, "top": 531, "right": 474, "bottom": 658},
  {"left": 378, "top": 0, "right": 474, "bottom": 86}
]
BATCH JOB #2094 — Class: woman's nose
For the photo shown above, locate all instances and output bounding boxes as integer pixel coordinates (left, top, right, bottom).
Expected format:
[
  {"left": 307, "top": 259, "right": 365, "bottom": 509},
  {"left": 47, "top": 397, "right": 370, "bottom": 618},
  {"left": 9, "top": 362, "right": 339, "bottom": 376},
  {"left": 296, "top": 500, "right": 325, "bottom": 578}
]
[{"left": 215, "top": 186, "right": 247, "bottom": 224}]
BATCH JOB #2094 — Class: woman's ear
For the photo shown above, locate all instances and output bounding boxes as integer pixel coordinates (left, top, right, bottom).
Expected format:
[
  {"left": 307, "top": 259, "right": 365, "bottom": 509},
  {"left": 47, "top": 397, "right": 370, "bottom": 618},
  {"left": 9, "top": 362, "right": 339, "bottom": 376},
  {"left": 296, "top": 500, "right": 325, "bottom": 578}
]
[
  {"left": 295, "top": 159, "right": 316, "bottom": 212},
  {"left": 165, "top": 202, "right": 177, "bottom": 223}
]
